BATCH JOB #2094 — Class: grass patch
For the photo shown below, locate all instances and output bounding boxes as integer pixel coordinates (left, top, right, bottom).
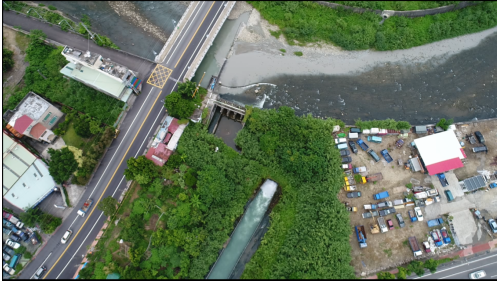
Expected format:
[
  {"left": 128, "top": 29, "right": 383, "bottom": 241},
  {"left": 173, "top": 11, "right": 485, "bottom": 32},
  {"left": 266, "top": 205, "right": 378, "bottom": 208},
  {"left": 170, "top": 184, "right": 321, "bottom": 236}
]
[
  {"left": 62, "top": 185, "right": 72, "bottom": 207},
  {"left": 24, "top": 251, "right": 32, "bottom": 259},
  {"left": 293, "top": 51, "right": 303, "bottom": 56},
  {"left": 38, "top": 3, "right": 45, "bottom": 6},
  {"left": 403, "top": 240, "right": 409, "bottom": 246},
  {"left": 250, "top": 1, "right": 497, "bottom": 51},
  {"left": 178, "top": 118, "right": 189, "bottom": 125},
  {"left": 14, "top": 32, "right": 30, "bottom": 53},
  {"left": 269, "top": 29, "right": 282, "bottom": 39},
  {"left": 61, "top": 122, "right": 86, "bottom": 148},
  {"left": 279, "top": 48, "right": 286, "bottom": 53},
  {"left": 48, "top": 5, "right": 57, "bottom": 10},
  {"left": 331, "top": 1, "right": 460, "bottom": 11},
  {"left": 383, "top": 248, "right": 393, "bottom": 257},
  {"left": 14, "top": 263, "right": 23, "bottom": 274}
]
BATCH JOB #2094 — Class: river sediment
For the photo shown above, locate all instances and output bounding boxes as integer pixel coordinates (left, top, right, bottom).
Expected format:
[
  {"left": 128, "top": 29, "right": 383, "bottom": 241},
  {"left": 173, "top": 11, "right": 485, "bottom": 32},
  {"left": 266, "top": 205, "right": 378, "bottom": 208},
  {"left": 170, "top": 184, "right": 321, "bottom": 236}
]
[{"left": 216, "top": 8, "right": 497, "bottom": 124}]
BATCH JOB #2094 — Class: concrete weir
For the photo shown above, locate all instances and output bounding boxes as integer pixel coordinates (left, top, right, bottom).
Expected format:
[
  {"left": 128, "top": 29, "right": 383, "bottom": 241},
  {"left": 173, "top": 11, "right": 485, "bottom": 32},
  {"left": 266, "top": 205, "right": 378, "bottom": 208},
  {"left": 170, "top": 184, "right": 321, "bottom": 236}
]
[{"left": 206, "top": 179, "right": 278, "bottom": 279}]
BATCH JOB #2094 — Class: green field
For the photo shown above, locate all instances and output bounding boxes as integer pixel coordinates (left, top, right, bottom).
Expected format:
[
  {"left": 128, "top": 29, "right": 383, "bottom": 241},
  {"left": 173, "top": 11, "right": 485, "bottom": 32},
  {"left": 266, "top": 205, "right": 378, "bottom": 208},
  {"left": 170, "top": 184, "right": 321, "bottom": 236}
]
[
  {"left": 331, "top": 1, "right": 460, "bottom": 11},
  {"left": 249, "top": 1, "right": 496, "bottom": 51}
]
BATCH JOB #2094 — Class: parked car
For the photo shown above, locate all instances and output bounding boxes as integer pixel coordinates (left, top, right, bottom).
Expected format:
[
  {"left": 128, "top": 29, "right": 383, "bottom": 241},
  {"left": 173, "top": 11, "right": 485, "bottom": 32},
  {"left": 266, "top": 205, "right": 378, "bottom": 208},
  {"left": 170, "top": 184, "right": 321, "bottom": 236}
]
[
  {"left": 340, "top": 149, "right": 351, "bottom": 156},
  {"left": 5, "top": 239, "right": 20, "bottom": 249},
  {"left": 488, "top": 219, "right": 497, "bottom": 234},
  {"left": 3, "top": 246, "right": 15, "bottom": 257},
  {"left": 474, "top": 131, "right": 485, "bottom": 143},
  {"left": 444, "top": 190, "right": 454, "bottom": 202},
  {"left": 347, "top": 191, "right": 361, "bottom": 198},
  {"left": 367, "top": 149, "right": 380, "bottom": 162},
  {"left": 414, "top": 207, "right": 424, "bottom": 222},
  {"left": 9, "top": 234, "right": 21, "bottom": 242},
  {"left": 2, "top": 227, "right": 12, "bottom": 235},
  {"left": 348, "top": 140, "right": 358, "bottom": 154},
  {"left": 341, "top": 156, "right": 352, "bottom": 164},
  {"left": 396, "top": 213, "right": 405, "bottom": 228},
  {"left": 378, "top": 208, "right": 396, "bottom": 217},
  {"left": 472, "top": 144, "right": 488, "bottom": 153},
  {"left": 387, "top": 219, "right": 394, "bottom": 230},
  {"left": 469, "top": 270, "right": 486, "bottom": 279}
]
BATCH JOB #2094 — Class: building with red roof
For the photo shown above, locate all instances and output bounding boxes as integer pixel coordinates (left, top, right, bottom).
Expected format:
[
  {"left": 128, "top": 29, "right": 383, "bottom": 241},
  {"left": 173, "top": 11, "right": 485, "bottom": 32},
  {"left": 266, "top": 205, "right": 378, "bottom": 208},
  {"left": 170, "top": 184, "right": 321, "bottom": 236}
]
[{"left": 145, "top": 116, "right": 188, "bottom": 166}]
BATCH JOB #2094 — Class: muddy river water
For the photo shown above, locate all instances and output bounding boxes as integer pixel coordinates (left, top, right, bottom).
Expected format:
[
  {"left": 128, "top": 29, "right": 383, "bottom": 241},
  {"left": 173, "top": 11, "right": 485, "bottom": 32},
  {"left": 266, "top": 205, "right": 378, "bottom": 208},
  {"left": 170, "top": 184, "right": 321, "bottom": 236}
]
[{"left": 218, "top": 33, "right": 497, "bottom": 125}]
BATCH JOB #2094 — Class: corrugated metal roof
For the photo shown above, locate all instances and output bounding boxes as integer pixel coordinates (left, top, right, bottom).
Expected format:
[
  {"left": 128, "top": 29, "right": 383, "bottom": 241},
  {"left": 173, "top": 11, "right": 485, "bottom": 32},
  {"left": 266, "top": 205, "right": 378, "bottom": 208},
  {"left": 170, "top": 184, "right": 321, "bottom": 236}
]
[
  {"left": 3, "top": 155, "right": 29, "bottom": 176},
  {"left": 11, "top": 144, "right": 36, "bottom": 165},
  {"left": 463, "top": 175, "right": 486, "bottom": 192},
  {"left": 426, "top": 157, "right": 463, "bottom": 175},
  {"left": 2, "top": 169, "right": 19, "bottom": 190},
  {"left": 3, "top": 133, "right": 15, "bottom": 154}
]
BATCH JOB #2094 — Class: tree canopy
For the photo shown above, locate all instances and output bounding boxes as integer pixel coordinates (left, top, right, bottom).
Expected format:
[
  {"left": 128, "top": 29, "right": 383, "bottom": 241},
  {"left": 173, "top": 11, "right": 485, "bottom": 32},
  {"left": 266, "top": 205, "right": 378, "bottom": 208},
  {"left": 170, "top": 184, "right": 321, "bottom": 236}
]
[
  {"left": 98, "top": 196, "right": 118, "bottom": 217},
  {"left": 48, "top": 147, "right": 79, "bottom": 184},
  {"left": 3, "top": 48, "right": 14, "bottom": 72}
]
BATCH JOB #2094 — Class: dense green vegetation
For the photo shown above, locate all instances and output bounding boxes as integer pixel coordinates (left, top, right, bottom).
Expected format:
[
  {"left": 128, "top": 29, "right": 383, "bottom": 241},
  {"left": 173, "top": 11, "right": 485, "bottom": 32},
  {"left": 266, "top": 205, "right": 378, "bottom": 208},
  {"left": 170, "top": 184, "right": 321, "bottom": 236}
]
[
  {"left": 78, "top": 106, "right": 354, "bottom": 279},
  {"left": 164, "top": 80, "right": 207, "bottom": 119},
  {"left": 249, "top": 1, "right": 496, "bottom": 51},
  {"left": 332, "top": 1, "right": 460, "bottom": 11},
  {"left": 19, "top": 207, "right": 62, "bottom": 234},
  {"left": 355, "top": 118, "right": 412, "bottom": 130},
  {"left": 2, "top": 1, "right": 118, "bottom": 49},
  {"left": 436, "top": 118, "right": 454, "bottom": 130},
  {"left": 3, "top": 30, "right": 125, "bottom": 125},
  {"left": 3, "top": 47, "right": 14, "bottom": 72},
  {"left": 48, "top": 147, "right": 79, "bottom": 184}
]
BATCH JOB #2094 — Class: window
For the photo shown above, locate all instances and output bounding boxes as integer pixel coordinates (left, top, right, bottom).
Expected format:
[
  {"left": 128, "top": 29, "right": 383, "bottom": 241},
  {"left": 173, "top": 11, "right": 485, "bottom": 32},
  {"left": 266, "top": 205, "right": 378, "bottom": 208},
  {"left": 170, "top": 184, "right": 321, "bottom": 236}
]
[
  {"left": 43, "top": 112, "right": 52, "bottom": 121},
  {"left": 49, "top": 116, "right": 58, "bottom": 126}
]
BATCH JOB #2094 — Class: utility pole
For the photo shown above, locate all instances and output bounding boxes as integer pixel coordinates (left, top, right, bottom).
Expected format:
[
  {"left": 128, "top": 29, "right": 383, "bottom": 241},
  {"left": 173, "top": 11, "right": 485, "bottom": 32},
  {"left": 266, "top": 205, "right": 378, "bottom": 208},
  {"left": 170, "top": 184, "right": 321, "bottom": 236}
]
[{"left": 192, "top": 72, "right": 206, "bottom": 98}]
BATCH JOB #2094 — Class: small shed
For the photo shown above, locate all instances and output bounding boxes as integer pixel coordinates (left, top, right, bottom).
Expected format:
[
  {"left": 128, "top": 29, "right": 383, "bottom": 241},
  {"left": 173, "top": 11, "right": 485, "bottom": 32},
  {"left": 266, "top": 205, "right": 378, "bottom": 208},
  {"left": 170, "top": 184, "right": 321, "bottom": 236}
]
[
  {"left": 370, "top": 128, "right": 380, "bottom": 134},
  {"left": 409, "top": 157, "right": 423, "bottom": 172},
  {"left": 378, "top": 129, "right": 388, "bottom": 135},
  {"left": 362, "top": 129, "right": 370, "bottom": 134},
  {"left": 415, "top": 126, "right": 427, "bottom": 134},
  {"left": 462, "top": 175, "right": 487, "bottom": 192}
]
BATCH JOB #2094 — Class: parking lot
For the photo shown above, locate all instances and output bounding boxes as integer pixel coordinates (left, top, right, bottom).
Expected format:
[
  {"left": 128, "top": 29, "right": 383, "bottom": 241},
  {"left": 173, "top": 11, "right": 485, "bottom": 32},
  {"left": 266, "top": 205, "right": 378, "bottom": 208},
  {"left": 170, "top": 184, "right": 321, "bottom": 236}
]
[{"left": 340, "top": 120, "right": 497, "bottom": 276}]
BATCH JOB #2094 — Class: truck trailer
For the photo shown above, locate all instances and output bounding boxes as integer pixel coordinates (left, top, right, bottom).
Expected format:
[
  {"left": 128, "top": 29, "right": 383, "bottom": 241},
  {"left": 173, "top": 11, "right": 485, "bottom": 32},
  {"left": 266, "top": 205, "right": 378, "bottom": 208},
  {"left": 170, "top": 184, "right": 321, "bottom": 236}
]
[
  {"left": 408, "top": 236, "right": 423, "bottom": 257},
  {"left": 373, "top": 190, "right": 389, "bottom": 200},
  {"left": 408, "top": 210, "right": 417, "bottom": 222},
  {"left": 427, "top": 218, "right": 444, "bottom": 227},
  {"left": 77, "top": 199, "right": 94, "bottom": 217},
  {"left": 355, "top": 225, "right": 367, "bottom": 248}
]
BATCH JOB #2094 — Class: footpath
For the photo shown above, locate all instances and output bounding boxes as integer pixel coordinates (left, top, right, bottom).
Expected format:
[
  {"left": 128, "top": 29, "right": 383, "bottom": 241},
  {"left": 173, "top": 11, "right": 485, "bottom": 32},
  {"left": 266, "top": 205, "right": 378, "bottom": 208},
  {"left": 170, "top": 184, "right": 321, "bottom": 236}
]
[{"left": 365, "top": 239, "right": 497, "bottom": 279}]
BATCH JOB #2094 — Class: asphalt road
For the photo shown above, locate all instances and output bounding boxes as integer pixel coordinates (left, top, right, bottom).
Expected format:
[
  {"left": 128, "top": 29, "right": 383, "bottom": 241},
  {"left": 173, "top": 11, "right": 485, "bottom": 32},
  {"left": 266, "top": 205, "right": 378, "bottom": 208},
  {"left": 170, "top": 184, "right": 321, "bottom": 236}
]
[
  {"left": 9, "top": 1, "right": 228, "bottom": 279},
  {"left": 410, "top": 251, "right": 497, "bottom": 279}
]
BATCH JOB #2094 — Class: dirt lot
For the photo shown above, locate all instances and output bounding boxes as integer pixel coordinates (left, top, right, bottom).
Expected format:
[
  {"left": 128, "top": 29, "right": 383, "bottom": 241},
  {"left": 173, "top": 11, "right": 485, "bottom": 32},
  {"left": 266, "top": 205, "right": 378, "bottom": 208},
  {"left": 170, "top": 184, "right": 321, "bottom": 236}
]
[
  {"left": 2, "top": 27, "right": 30, "bottom": 103},
  {"left": 341, "top": 120, "right": 497, "bottom": 276}
]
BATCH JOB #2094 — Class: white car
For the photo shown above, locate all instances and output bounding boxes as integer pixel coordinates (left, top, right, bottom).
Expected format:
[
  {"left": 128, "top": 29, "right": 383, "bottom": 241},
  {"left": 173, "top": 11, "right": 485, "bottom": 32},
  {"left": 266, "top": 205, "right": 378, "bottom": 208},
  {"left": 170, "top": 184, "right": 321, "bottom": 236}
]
[
  {"left": 61, "top": 229, "right": 73, "bottom": 244},
  {"left": 5, "top": 239, "right": 21, "bottom": 249},
  {"left": 469, "top": 270, "right": 486, "bottom": 279},
  {"left": 414, "top": 207, "right": 424, "bottom": 222}
]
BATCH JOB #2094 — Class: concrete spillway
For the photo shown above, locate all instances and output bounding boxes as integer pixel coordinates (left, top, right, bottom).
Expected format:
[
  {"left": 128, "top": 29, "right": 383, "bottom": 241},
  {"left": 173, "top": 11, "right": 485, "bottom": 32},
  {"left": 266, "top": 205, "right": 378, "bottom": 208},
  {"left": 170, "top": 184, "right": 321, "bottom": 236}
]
[{"left": 207, "top": 179, "right": 277, "bottom": 279}]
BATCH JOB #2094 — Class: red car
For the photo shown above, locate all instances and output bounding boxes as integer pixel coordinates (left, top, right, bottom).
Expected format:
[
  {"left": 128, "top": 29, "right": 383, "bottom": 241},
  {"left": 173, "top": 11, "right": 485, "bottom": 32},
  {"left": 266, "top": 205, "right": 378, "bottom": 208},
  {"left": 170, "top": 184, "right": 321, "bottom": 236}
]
[{"left": 387, "top": 219, "right": 394, "bottom": 230}]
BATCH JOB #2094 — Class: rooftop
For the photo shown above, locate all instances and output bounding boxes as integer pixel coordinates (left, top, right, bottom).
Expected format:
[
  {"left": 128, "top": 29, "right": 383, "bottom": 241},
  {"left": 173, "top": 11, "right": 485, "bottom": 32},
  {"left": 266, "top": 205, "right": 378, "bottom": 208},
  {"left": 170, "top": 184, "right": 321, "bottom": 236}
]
[
  {"left": 4, "top": 92, "right": 50, "bottom": 128},
  {"left": 62, "top": 46, "right": 99, "bottom": 66},
  {"left": 462, "top": 175, "right": 487, "bottom": 192},
  {"left": 414, "top": 130, "right": 464, "bottom": 175},
  {"left": 60, "top": 62, "right": 128, "bottom": 100}
]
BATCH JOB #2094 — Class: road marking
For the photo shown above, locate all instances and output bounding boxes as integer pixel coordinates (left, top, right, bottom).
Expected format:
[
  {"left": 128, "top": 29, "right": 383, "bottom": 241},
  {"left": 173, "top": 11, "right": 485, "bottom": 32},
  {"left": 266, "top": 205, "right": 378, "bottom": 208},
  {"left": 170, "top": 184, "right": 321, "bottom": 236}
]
[
  {"left": 44, "top": 89, "right": 164, "bottom": 279},
  {"left": 438, "top": 261, "right": 497, "bottom": 279},
  {"left": 147, "top": 64, "right": 173, "bottom": 88},
  {"left": 55, "top": 213, "right": 104, "bottom": 279},
  {"left": 491, "top": 275, "right": 496, "bottom": 278},
  {"left": 165, "top": 1, "right": 203, "bottom": 65},
  {"left": 48, "top": 2, "right": 226, "bottom": 277},
  {"left": 31, "top": 252, "right": 51, "bottom": 279},
  {"left": 174, "top": 1, "right": 215, "bottom": 68},
  {"left": 68, "top": 216, "right": 79, "bottom": 229},
  {"left": 413, "top": 254, "right": 497, "bottom": 279}
]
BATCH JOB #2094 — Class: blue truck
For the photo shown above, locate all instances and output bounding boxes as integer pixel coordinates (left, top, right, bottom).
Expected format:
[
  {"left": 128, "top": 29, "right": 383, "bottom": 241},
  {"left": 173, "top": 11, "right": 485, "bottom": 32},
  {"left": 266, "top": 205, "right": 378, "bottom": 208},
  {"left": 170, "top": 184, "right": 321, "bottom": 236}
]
[
  {"left": 367, "top": 136, "right": 382, "bottom": 143},
  {"left": 77, "top": 199, "right": 94, "bottom": 217},
  {"left": 373, "top": 191, "right": 389, "bottom": 200},
  {"left": 353, "top": 166, "right": 367, "bottom": 174},
  {"left": 355, "top": 225, "right": 367, "bottom": 248},
  {"left": 427, "top": 218, "right": 444, "bottom": 227},
  {"left": 380, "top": 149, "right": 393, "bottom": 163},
  {"left": 356, "top": 139, "right": 369, "bottom": 151},
  {"left": 408, "top": 210, "right": 417, "bottom": 222},
  {"left": 437, "top": 173, "right": 449, "bottom": 187}
]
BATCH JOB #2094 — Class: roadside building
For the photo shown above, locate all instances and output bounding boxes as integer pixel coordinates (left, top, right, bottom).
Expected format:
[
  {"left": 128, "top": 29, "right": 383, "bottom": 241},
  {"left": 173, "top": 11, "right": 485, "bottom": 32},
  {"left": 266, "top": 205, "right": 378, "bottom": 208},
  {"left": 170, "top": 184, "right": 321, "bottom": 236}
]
[
  {"left": 413, "top": 130, "right": 466, "bottom": 175},
  {"left": 2, "top": 131, "right": 57, "bottom": 211},
  {"left": 2, "top": 92, "right": 63, "bottom": 144},
  {"left": 415, "top": 126, "right": 427, "bottom": 134},
  {"left": 60, "top": 45, "right": 141, "bottom": 103},
  {"left": 145, "top": 116, "right": 188, "bottom": 166}
]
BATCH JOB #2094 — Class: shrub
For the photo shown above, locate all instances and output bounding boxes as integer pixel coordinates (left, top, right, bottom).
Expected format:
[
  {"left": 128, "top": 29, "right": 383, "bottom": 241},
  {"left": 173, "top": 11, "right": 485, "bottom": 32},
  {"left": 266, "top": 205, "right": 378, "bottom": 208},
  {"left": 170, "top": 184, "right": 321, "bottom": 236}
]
[
  {"left": 24, "top": 251, "right": 33, "bottom": 259},
  {"left": 396, "top": 267, "right": 407, "bottom": 279},
  {"left": 294, "top": 51, "right": 303, "bottom": 56},
  {"left": 269, "top": 29, "right": 281, "bottom": 39},
  {"left": 279, "top": 48, "right": 286, "bottom": 53},
  {"left": 48, "top": 5, "right": 57, "bottom": 10},
  {"left": 3, "top": 48, "right": 15, "bottom": 72},
  {"left": 436, "top": 118, "right": 454, "bottom": 130},
  {"left": 377, "top": 271, "right": 396, "bottom": 279},
  {"left": 38, "top": 3, "right": 45, "bottom": 6}
]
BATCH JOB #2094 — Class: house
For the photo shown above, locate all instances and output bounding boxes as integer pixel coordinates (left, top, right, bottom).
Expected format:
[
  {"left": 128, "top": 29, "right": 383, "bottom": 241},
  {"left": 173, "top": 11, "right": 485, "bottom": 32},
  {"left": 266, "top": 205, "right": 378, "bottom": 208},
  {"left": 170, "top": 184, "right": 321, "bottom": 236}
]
[
  {"left": 60, "top": 45, "right": 141, "bottom": 103},
  {"left": 413, "top": 130, "right": 466, "bottom": 175},
  {"left": 415, "top": 126, "right": 427, "bottom": 134},
  {"left": 3, "top": 131, "right": 57, "bottom": 211},
  {"left": 145, "top": 116, "right": 188, "bottom": 166},
  {"left": 2, "top": 92, "right": 63, "bottom": 144}
]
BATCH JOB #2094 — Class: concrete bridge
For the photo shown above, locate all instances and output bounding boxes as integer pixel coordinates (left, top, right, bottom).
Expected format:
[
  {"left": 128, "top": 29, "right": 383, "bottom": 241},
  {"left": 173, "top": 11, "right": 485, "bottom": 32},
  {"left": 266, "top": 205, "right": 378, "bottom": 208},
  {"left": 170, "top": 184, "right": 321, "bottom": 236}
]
[{"left": 155, "top": 1, "right": 235, "bottom": 83}]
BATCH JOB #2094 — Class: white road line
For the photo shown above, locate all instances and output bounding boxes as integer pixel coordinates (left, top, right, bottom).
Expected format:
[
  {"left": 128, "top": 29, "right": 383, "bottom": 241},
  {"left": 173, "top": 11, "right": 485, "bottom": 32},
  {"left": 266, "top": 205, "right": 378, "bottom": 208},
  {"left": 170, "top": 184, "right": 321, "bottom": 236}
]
[
  {"left": 413, "top": 254, "right": 497, "bottom": 279},
  {"left": 491, "top": 275, "right": 497, "bottom": 278},
  {"left": 438, "top": 261, "right": 497, "bottom": 279},
  {"left": 88, "top": 86, "right": 155, "bottom": 198},
  {"left": 56, "top": 3, "right": 226, "bottom": 278},
  {"left": 55, "top": 212, "right": 104, "bottom": 279},
  {"left": 31, "top": 252, "right": 52, "bottom": 279},
  {"left": 165, "top": 1, "right": 205, "bottom": 65},
  {"left": 68, "top": 216, "right": 79, "bottom": 229}
]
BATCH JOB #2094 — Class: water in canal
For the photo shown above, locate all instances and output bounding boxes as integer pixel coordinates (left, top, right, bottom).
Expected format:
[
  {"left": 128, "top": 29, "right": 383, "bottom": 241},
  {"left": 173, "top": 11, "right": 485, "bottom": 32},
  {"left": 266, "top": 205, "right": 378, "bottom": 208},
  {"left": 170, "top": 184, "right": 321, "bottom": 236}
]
[
  {"left": 208, "top": 106, "right": 243, "bottom": 152},
  {"left": 207, "top": 179, "right": 278, "bottom": 279},
  {"left": 33, "top": 1, "right": 187, "bottom": 61}
]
